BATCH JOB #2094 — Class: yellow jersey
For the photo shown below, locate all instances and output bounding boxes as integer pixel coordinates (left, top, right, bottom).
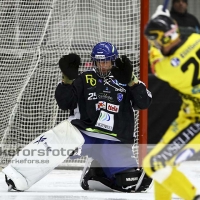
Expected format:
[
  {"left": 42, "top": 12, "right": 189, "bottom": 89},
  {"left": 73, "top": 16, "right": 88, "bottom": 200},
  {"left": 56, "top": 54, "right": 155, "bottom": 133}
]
[{"left": 149, "top": 33, "right": 200, "bottom": 117}]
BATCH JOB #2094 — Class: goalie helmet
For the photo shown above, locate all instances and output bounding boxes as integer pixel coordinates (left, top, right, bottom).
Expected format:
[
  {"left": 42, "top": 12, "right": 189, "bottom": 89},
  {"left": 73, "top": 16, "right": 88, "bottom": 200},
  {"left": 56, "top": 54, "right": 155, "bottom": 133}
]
[
  {"left": 91, "top": 42, "right": 118, "bottom": 78},
  {"left": 144, "top": 15, "right": 180, "bottom": 49}
]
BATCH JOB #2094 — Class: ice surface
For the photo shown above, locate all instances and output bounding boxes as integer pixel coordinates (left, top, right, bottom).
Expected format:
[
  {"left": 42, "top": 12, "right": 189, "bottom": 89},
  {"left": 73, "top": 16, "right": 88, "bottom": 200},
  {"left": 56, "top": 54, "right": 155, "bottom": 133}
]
[{"left": 0, "top": 161, "right": 199, "bottom": 200}]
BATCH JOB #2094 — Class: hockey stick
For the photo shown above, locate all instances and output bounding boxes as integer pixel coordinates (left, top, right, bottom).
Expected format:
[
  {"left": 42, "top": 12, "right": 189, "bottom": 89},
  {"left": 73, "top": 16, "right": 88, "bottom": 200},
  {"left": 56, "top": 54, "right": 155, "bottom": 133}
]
[{"left": 162, "top": 0, "right": 170, "bottom": 11}]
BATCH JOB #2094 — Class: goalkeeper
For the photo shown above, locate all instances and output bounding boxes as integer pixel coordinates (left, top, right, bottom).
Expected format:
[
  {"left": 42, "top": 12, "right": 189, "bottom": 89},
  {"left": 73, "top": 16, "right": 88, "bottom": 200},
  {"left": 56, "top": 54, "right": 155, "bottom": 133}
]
[
  {"left": 143, "top": 5, "right": 200, "bottom": 200},
  {"left": 55, "top": 42, "right": 152, "bottom": 192},
  {"left": 4, "top": 41, "right": 152, "bottom": 192}
]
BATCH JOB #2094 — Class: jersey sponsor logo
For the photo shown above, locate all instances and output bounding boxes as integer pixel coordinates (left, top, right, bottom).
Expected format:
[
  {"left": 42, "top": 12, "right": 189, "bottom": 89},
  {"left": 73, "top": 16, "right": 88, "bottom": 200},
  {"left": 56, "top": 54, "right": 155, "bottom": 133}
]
[
  {"left": 96, "top": 101, "right": 106, "bottom": 110},
  {"left": 98, "top": 93, "right": 113, "bottom": 102},
  {"left": 107, "top": 103, "right": 119, "bottom": 113},
  {"left": 112, "top": 79, "right": 127, "bottom": 87},
  {"left": 103, "top": 87, "right": 111, "bottom": 93},
  {"left": 150, "top": 123, "right": 200, "bottom": 171},
  {"left": 170, "top": 57, "right": 180, "bottom": 67},
  {"left": 117, "top": 93, "right": 123, "bottom": 102},
  {"left": 86, "top": 75, "right": 96, "bottom": 86},
  {"left": 180, "top": 39, "right": 200, "bottom": 58},
  {"left": 103, "top": 78, "right": 126, "bottom": 93},
  {"left": 95, "top": 110, "right": 114, "bottom": 131}
]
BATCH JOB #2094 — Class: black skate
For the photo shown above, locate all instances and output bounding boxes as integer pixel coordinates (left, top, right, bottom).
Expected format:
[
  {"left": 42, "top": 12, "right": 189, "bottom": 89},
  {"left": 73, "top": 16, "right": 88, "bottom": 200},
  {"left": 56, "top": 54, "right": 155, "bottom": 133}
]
[
  {"left": 5, "top": 175, "right": 23, "bottom": 192},
  {"left": 81, "top": 168, "right": 91, "bottom": 190},
  {"left": 81, "top": 162, "right": 107, "bottom": 190},
  {"left": 80, "top": 158, "right": 113, "bottom": 191}
]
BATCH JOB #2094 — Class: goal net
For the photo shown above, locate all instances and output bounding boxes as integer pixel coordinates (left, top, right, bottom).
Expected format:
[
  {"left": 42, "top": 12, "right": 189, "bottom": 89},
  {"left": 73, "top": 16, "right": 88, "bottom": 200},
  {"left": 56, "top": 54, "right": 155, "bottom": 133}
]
[{"left": 0, "top": 0, "right": 145, "bottom": 168}]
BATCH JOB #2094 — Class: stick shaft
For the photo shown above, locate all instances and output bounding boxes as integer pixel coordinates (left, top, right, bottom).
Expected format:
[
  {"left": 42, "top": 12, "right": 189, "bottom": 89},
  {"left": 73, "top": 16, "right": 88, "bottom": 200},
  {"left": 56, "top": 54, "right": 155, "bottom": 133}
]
[{"left": 163, "top": 0, "right": 170, "bottom": 11}]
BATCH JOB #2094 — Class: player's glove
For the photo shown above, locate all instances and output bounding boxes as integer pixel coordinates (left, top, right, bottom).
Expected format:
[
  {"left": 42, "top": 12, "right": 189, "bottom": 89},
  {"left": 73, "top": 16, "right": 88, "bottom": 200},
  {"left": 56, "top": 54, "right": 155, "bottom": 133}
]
[
  {"left": 151, "top": 5, "right": 170, "bottom": 19},
  {"left": 111, "top": 55, "right": 138, "bottom": 86},
  {"left": 59, "top": 53, "right": 81, "bottom": 84}
]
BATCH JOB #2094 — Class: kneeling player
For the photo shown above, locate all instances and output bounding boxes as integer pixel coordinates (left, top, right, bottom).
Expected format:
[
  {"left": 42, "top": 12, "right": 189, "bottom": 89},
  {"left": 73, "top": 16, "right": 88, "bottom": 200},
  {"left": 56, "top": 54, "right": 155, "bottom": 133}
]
[
  {"left": 80, "top": 157, "right": 152, "bottom": 192},
  {"left": 3, "top": 42, "right": 152, "bottom": 192}
]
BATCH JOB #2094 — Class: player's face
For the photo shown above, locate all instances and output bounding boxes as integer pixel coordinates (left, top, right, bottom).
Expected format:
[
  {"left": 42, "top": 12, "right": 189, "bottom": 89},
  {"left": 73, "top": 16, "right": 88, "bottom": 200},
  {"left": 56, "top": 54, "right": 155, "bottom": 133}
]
[
  {"left": 96, "top": 60, "right": 112, "bottom": 74},
  {"left": 173, "top": 0, "right": 187, "bottom": 14}
]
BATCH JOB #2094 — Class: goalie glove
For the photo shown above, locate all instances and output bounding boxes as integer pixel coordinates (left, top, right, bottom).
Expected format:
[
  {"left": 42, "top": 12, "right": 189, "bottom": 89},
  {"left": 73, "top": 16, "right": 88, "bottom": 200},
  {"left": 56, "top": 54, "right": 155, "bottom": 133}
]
[
  {"left": 151, "top": 5, "right": 170, "bottom": 19},
  {"left": 59, "top": 53, "right": 81, "bottom": 84},
  {"left": 111, "top": 55, "right": 138, "bottom": 86}
]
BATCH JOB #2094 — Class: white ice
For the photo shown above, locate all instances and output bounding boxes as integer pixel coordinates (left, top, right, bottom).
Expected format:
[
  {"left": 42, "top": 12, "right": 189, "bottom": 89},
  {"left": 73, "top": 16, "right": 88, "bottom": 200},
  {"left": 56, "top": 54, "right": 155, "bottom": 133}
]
[{"left": 0, "top": 161, "right": 199, "bottom": 200}]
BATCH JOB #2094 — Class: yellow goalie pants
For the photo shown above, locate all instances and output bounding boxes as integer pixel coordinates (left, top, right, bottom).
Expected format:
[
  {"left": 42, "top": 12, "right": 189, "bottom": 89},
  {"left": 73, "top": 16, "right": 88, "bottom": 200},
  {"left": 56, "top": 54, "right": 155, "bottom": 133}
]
[{"left": 143, "top": 116, "right": 200, "bottom": 200}]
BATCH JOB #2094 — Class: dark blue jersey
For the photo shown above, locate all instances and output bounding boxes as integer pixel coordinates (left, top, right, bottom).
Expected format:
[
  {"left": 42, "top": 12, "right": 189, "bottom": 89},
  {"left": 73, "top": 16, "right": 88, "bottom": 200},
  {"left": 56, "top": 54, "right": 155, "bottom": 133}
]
[{"left": 55, "top": 70, "right": 152, "bottom": 143}]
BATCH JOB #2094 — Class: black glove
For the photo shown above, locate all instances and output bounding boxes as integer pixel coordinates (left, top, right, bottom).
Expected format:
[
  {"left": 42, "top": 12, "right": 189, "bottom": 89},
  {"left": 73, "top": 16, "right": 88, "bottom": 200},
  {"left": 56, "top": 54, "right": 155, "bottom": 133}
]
[
  {"left": 111, "top": 55, "right": 133, "bottom": 84},
  {"left": 59, "top": 53, "right": 81, "bottom": 80}
]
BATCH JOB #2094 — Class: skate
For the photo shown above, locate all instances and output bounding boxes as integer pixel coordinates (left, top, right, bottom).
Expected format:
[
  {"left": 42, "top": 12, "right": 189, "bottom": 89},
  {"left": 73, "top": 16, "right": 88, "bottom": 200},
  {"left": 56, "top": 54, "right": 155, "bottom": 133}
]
[{"left": 5, "top": 175, "right": 23, "bottom": 192}]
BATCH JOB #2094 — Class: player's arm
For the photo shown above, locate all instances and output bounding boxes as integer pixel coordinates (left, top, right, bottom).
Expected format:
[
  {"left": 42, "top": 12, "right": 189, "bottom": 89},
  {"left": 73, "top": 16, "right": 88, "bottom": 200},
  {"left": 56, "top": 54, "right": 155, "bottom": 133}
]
[
  {"left": 111, "top": 55, "right": 152, "bottom": 109},
  {"left": 129, "top": 83, "right": 152, "bottom": 110},
  {"left": 55, "top": 77, "right": 82, "bottom": 110},
  {"left": 148, "top": 45, "right": 164, "bottom": 75},
  {"left": 55, "top": 53, "right": 82, "bottom": 110}
]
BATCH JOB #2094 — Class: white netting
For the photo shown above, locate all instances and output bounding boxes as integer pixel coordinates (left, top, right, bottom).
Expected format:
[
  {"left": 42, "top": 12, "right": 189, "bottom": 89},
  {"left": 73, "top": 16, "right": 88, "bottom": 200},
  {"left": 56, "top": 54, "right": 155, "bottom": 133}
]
[{"left": 0, "top": 0, "right": 141, "bottom": 168}]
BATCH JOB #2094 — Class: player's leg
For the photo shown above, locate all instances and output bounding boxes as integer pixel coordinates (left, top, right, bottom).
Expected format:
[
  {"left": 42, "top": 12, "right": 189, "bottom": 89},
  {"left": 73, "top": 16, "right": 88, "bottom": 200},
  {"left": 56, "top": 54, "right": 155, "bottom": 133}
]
[
  {"left": 143, "top": 117, "right": 200, "bottom": 200},
  {"left": 80, "top": 158, "right": 113, "bottom": 191},
  {"left": 80, "top": 139, "right": 152, "bottom": 192},
  {"left": 80, "top": 158, "right": 144, "bottom": 192},
  {"left": 154, "top": 180, "right": 172, "bottom": 200},
  {"left": 2, "top": 120, "right": 84, "bottom": 191},
  {"left": 70, "top": 132, "right": 108, "bottom": 190},
  {"left": 102, "top": 141, "right": 152, "bottom": 192}
]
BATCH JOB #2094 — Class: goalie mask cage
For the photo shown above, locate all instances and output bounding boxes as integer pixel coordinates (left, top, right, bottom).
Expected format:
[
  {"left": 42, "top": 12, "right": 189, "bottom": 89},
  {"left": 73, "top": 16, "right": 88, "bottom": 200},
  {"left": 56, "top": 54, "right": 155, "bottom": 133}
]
[{"left": 0, "top": 0, "right": 149, "bottom": 168}]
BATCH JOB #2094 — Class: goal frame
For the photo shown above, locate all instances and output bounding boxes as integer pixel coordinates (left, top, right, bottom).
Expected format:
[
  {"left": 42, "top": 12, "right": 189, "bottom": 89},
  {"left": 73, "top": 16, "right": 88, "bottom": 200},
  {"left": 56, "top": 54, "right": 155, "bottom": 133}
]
[
  {"left": 0, "top": 0, "right": 150, "bottom": 168},
  {"left": 139, "top": 0, "right": 149, "bottom": 166}
]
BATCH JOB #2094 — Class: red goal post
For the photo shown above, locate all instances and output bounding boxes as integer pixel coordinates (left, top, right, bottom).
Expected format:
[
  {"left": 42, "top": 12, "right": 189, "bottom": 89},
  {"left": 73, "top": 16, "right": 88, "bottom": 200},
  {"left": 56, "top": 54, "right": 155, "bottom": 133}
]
[{"left": 139, "top": 0, "right": 149, "bottom": 166}]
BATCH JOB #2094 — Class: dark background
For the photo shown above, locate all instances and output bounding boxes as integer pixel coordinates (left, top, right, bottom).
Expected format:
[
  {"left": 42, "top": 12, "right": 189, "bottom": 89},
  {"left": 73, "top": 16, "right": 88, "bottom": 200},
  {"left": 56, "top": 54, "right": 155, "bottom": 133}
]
[
  {"left": 148, "top": 74, "right": 200, "bottom": 159},
  {"left": 148, "top": 74, "right": 181, "bottom": 144}
]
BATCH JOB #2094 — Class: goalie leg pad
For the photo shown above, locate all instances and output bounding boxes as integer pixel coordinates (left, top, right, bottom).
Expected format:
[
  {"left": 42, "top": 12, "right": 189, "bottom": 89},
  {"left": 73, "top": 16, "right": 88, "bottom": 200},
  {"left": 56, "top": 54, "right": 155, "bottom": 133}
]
[{"left": 2, "top": 120, "right": 84, "bottom": 191}]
